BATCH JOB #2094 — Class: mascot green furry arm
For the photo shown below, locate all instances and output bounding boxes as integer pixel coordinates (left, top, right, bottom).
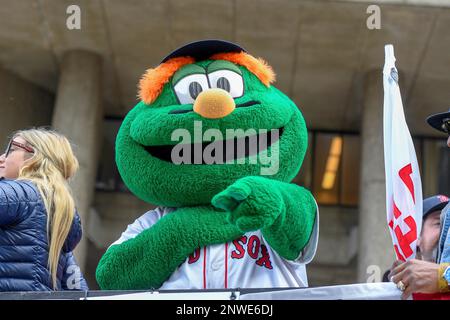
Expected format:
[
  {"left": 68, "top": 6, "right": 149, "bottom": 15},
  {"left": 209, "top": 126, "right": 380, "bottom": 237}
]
[{"left": 96, "top": 40, "right": 318, "bottom": 290}]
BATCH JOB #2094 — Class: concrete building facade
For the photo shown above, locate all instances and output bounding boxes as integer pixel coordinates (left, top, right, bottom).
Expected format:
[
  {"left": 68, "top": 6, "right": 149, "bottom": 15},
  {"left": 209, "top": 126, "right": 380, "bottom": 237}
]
[{"left": 0, "top": 0, "right": 449, "bottom": 289}]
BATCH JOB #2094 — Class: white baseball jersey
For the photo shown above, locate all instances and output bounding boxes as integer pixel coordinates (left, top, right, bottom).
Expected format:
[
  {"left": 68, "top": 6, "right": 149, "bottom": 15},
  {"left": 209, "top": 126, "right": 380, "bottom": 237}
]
[{"left": 111, "top": 205, "right": 319, "bottom": 289}]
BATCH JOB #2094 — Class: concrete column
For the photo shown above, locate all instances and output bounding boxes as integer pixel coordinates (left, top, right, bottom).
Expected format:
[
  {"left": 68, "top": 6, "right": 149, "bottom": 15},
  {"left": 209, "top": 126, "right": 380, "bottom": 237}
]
[
  {"left": 0, "top": 68, "right": 53, "bottom": 148},
  {"left": 423, "top": 140, "right": 439, "bottom": 196},
  {"left": 357, "top": 70, "right": 394, "bottom": 282},
  {"left": 52, "top": 50, "right": 103, "bottom": 271}
]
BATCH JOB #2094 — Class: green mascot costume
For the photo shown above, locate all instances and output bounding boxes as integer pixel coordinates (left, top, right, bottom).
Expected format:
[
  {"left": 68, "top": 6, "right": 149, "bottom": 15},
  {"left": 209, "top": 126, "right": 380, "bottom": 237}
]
[{"left": 96, "top": 40, "right": 319, "bottom": 290}]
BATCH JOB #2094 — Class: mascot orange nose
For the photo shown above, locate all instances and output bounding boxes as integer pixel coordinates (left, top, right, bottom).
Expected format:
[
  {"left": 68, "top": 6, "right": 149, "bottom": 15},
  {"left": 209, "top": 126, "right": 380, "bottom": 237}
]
[{"left": 193, "top": 88, "right": 235, "bottom": 119}]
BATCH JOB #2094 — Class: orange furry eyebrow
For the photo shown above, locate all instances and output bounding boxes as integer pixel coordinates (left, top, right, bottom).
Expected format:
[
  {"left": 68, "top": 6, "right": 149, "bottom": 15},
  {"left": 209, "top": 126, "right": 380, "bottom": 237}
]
[
  {"left": 138, "top": 52, "right": 276, "bottom": 105},
  {"left": 209, "top": 52, "right": 275, "bottom": 87},
  {"left": 139, "top": 56, "right": 195, "bottom": 105}
]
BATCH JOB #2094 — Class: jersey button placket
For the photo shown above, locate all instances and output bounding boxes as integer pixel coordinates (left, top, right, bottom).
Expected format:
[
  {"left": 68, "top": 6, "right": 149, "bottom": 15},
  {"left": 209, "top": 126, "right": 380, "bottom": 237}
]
[
  {"left": 211, "top": 262, "right": 221, "bottom": 271},
  {"left": 209, "top": 245, "right": 225, "bottom": 288}
]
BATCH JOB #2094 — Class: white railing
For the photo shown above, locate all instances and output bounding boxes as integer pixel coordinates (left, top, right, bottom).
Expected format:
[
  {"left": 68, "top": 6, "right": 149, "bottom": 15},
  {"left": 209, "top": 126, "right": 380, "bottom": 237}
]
[{"left": 0, "top": 283, "right": 402, "bottom": 300}]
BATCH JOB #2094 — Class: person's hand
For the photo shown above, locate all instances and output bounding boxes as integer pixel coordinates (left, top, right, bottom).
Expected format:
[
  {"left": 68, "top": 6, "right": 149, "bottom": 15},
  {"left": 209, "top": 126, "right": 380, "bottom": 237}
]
[
  {"left": 388, "top": 259, "right": 403, "bottom": 277},
  {"left": 389, "top": 259, "right": 440, "bottom": 299}
]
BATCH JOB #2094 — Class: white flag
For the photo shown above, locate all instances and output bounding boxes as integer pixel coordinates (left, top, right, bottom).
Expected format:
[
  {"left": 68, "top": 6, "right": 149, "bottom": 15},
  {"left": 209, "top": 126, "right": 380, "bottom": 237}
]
[{"left": 383, "top": 44, "right": 423, "bottom": 261}]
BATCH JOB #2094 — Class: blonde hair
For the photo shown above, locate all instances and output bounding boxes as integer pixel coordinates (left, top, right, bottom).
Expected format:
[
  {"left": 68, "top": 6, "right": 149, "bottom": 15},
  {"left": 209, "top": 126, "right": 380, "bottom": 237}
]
[{"left": 14, "top": 128, "right": 79, "bottom": 290}]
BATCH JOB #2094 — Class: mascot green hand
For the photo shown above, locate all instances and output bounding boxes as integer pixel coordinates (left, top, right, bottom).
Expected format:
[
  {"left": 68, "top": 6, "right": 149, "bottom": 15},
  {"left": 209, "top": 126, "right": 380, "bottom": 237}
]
[
  {"left": 213, "top": 176, "right": 316, "bottom": 260},
  {"left": 96, "top": 206, "right": 242, "bottom": 290},
  {"left": 96, "top": 40, "right": 319, "bottom": 290}
]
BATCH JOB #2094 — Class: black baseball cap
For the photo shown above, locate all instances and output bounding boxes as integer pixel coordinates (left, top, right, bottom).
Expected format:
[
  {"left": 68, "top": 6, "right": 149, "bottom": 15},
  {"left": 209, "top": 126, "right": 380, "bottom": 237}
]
[
  {"left": 426, "top": 109, "right": 450, "bottom": 134},
  {"left": 423, "top": 195, "right": 449, "bottom": 219},
  {"left": 161, "top": 39, "right": 246, "bottom": 63}
]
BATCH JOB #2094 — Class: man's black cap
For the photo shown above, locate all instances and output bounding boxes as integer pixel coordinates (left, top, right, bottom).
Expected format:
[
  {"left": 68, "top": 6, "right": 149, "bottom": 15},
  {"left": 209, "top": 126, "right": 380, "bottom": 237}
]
[
  {"left": 161, "top": 39, "right": 246, "bottom": 63},
  {"left": 426, "top": 108, "right": 450, "bottom": 133},
  {"left": 423, "top": 195, "right": 449, "bottom": 219}
]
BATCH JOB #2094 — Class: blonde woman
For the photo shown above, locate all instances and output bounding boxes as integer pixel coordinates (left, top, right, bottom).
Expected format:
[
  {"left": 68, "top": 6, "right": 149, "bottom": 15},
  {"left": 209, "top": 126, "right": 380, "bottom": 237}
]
[{"left": 0, "top": 128, "right": 88, "bottom": 291}]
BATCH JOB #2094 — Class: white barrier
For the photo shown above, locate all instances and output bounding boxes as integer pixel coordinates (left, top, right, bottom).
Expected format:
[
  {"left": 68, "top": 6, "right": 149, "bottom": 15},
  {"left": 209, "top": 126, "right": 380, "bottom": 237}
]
[
  {"left": 86, "top": 291, "right": 238, "bottom": 300},
  {"left": 84, "top": 283, "right": 402, "bottom": 300},
  {"left": 240, "top": 282, "right": 402, "bottom": 300}
]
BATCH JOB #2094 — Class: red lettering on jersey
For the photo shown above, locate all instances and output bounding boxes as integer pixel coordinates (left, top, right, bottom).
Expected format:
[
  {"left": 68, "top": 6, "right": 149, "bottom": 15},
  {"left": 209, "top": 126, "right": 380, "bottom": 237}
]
[
  {"left": 231, "top": 235, "right": 273, "bottom": 269},
  {"left": 247, "top": 235, "right": 260, "bottom": 259},
  {"left": 256, "top": 244, "right": 273, "bottom": 269},
  {"left": 188, "top": 248, "right": 201, "bottom": 264},
  {"left": 231, "top": 236, "right": 247, "bottom": 259}
]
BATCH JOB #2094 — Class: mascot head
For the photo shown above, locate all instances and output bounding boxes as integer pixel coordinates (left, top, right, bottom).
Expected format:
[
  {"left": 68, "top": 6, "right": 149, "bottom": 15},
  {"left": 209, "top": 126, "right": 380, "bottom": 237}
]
[{"left": 116, "top": 40, "right": 308, "bottom": 206}]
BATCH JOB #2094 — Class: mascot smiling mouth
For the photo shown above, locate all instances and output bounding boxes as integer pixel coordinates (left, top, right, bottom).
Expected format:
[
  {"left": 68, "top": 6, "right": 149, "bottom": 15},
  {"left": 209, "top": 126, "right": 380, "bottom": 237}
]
[{"left": 144, "top": 127, "right": 284, "bottom": 164}]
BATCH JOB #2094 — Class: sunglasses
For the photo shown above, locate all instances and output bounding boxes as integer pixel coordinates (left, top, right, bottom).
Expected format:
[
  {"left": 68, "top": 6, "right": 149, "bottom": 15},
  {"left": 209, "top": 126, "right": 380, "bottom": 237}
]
[
  {"left": 4, "top": 140, "right": 34, "bottom": 158},
  {"left": 442, "top": 118, "right": 450, "bottom": 135}
]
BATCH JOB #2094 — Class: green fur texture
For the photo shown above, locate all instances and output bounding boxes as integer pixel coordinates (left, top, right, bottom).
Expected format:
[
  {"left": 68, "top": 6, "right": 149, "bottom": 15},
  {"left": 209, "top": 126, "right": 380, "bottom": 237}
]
[
  {"left": 96, "top": 176, "right": 315, "bottom": 289},
  {"left": 96, "top": 56, "right": 317, "bottom": 290},
  {"left": 96, "top": 206, "right": 242, "bottom": 290},
  {"left": 115, "top": 61, "right": 308, "bottom": 207},
  {"left": 213, "top": 176, "right": 316, "bottom": 260}
]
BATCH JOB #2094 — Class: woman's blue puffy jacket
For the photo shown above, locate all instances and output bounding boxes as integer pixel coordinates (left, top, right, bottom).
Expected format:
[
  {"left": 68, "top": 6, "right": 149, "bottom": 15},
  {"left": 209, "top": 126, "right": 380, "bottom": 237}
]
[{"left": 0, "top": 178, "right": 89, "bottom": 291}]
